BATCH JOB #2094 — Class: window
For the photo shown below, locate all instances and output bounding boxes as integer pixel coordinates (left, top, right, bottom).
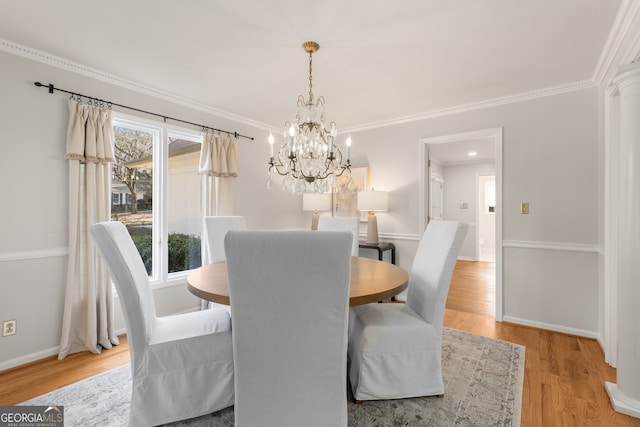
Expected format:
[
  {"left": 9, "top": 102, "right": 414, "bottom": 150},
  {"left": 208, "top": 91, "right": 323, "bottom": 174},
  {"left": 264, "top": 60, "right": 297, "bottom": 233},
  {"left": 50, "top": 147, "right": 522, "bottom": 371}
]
[{"left": 111, "top": 114, "right": 204, "bottom": 286}]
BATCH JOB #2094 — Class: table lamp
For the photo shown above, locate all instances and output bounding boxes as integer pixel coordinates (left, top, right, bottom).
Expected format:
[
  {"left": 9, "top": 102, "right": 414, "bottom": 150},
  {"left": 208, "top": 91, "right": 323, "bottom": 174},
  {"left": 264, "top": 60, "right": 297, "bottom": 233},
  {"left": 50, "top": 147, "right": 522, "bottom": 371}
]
[
  {"left": 357, "top": 190, "right": 389, "bottom": 244},
  {"left": 303, "top": 193, "right": 332, "bottom": 230}
]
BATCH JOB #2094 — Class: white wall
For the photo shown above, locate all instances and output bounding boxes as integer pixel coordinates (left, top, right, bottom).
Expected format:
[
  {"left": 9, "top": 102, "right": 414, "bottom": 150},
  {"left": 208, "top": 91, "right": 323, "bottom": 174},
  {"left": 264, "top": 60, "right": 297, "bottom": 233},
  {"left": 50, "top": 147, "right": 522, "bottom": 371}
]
[
  {"left": 348, "top": 88, "right": 600, "bottom": 337},
  {"left": 0, "top": 51, "right": 309, "bottom": 369},
  {"left": 441, "top": 162, "right": 495, "bottom": 259},
  {"left": 0, "top": 46, "right": 603, "bottom": 369}
]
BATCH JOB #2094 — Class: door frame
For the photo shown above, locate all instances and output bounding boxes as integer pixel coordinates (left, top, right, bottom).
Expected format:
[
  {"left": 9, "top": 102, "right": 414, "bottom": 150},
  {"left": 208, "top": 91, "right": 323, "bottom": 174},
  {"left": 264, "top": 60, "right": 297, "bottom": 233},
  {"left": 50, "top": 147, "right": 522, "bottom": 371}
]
[{"left": 418, "top": 127, "right": 504, "bottom": 321}]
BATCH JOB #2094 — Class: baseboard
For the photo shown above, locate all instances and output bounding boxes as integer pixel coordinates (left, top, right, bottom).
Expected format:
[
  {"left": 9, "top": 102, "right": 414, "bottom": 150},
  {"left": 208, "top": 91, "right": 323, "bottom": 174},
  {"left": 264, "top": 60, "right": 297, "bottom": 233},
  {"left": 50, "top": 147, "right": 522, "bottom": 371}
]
[
  {"left": 0, "top": 346, "right": 60, "bottom": 372},
  {"left": 0, "top": 312, "right": 207, "bottom": 372},
  {"left": 605, "top": 382, "right": 640, "bottom": 418},
  {"left": 0, "top": 327, "right": 128, "bottom": 372},
  {"left": 502, "top": 315, "right": 599, "bottom": 339}
]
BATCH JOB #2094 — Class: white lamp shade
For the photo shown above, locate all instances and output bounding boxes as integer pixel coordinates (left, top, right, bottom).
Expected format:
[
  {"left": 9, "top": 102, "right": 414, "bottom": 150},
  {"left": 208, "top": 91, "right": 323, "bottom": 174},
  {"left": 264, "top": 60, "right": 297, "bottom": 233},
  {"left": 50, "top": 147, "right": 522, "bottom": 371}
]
[
  {"left": 303, "top": 193, "right": 332, "bottom": 211},
  {"left": 357, "top": 191, "right": 389, "bottom": 212}
]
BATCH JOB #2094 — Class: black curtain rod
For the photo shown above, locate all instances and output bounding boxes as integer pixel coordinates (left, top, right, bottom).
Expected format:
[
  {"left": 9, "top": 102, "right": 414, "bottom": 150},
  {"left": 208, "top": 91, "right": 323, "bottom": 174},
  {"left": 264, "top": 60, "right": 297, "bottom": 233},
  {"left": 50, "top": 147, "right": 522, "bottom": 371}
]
[{"left": 34, "top": 81, "right": 254, "bottom": 141}]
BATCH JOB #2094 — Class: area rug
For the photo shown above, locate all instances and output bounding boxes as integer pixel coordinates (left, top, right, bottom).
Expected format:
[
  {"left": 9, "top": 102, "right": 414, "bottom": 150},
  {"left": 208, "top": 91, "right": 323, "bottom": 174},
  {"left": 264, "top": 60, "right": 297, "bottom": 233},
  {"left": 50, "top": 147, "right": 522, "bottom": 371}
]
[{"left": 21, "top": 328, "right": 524, "bottom": 426}]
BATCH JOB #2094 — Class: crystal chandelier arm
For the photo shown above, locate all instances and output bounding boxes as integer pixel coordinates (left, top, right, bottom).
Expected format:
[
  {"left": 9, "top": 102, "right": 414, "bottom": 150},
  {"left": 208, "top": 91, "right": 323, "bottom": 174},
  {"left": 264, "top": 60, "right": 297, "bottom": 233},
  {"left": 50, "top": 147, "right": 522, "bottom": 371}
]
[{"left": 332, "top": 160, "right": 351, "bottom": 178}]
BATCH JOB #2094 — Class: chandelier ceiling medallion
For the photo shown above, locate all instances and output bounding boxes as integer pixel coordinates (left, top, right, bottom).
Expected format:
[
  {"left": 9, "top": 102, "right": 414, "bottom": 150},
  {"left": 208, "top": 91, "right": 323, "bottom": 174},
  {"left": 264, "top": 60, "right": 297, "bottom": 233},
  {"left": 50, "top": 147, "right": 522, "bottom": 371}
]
[{"left": 268, "top": 41, "right": 352, "bottom": 194}]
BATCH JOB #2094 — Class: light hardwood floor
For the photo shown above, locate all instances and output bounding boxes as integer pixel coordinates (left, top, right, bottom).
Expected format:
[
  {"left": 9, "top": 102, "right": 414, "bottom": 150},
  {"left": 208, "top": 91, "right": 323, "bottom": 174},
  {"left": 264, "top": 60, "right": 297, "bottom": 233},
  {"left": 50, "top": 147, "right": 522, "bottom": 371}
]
[{"left": 1, "top": 260, "right": 639, "bottom": 426}]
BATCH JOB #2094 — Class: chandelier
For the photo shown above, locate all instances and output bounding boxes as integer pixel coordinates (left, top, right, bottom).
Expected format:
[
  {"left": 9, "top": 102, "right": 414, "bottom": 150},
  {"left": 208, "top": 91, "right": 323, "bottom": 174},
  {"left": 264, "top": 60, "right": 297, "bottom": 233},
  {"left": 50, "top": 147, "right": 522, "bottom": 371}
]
[{"left": 268, "top": 41, "right": 352, "bottom": 194}]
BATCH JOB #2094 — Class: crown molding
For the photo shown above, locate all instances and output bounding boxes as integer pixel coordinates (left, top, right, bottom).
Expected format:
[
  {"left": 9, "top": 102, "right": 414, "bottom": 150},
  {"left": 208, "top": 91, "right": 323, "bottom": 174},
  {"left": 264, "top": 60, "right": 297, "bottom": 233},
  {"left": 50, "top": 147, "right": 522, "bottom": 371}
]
[
  {"left": 0, "top": 38, "right": 273, "bottom": 132},
  {"left": 0, "top": 29, "right": 622, "bottom": 135},
  {"left": 592, "top": 0, "right": 640, "bottom": 86},
  {"left": 624, "top": 4, "right": 640, "bottom": 63},
  {"left": 341, "top": 79, "right": 596, "bottom": 133}
]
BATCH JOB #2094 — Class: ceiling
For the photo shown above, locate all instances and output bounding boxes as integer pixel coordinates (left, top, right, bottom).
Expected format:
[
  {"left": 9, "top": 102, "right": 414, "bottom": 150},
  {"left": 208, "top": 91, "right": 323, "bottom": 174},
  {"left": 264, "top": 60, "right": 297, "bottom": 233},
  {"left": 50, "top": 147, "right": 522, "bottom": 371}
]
[
  {"left": 0, "top": 1, "right": 623, "bottom": 133},
  {"left": 428, "top": 137, "right": 496, "bottom": 166}
]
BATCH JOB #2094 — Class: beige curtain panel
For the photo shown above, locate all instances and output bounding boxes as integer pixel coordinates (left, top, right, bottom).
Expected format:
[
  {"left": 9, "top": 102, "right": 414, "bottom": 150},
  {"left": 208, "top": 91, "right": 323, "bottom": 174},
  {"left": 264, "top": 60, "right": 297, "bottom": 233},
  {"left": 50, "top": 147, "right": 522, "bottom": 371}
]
[
  {"left": 59, "top": 100, "right": 118, "bottom": 360},
  {"left": 198, "top": 131, "right": 238, "bottom": 177},
  {"left": 198, "top": 131, "right": 239, "bottom": 310},
  {"left": 198, "top": 131, "right": 239, "bottom": 217}
]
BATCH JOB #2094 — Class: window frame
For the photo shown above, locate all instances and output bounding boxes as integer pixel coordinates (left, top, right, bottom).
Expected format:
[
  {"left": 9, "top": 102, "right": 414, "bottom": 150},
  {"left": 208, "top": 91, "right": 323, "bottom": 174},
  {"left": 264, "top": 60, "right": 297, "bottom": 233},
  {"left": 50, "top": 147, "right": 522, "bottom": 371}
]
[{"left": 112, "top": 112, "right": 204, "bottom": 289}]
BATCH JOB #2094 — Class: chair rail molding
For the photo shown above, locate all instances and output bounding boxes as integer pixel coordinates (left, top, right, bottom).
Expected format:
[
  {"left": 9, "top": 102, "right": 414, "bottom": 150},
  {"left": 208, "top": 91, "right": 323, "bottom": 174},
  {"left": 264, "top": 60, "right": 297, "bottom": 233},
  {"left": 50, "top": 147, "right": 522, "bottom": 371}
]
[
  {"left": 502, "top": 240, "right": 602, "bottom": 254},
  {"left": 0, "top": 247, "right": 69, "bottom": 262},
  {"left": 375, "top": 232, "right": 420, "bottom": 241}
]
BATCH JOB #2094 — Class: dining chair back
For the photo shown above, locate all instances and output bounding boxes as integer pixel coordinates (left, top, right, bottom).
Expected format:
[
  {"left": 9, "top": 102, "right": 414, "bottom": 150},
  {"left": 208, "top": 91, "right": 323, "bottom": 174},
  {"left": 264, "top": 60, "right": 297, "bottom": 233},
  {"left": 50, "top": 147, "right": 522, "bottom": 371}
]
[
  {"left": 348, "top": 220, "right": 468, "bottom": 401},
  {"left": 406, "top": 219, "right": 468, "bottom": 329},
  {"left": 225, "top": 230, "right": 353, "bottom": 427},
  {"left": 89, "top": 221, "right": 234, "bottom": 426},
  {"left": 203, "top": 215, "right": 247, "bottom": 263},
  {"left": 317, "top": 216, "right": 360, "bottom": 256}
]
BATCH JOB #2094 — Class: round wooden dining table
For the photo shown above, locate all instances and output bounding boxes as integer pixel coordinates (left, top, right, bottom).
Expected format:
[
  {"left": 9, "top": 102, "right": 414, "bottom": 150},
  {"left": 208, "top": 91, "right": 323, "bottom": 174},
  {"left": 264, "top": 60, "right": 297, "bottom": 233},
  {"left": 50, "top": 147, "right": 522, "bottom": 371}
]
[{"left": 187, "top": 256, "right": 409, "bottom": 306}]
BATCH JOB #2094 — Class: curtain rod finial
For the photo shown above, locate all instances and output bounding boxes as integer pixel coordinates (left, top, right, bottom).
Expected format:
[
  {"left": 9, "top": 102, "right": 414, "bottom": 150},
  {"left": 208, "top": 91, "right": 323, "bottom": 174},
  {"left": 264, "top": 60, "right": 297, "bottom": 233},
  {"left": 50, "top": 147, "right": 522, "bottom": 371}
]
[{"left": 33, "top": 82, "right": 54, "bottom": 93}]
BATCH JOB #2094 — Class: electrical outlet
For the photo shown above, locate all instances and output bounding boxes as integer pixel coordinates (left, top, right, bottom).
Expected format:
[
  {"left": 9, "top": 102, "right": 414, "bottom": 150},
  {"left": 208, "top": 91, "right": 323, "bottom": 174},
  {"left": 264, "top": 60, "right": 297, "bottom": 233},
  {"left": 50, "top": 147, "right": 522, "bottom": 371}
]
[{"left": 2, "top": 319, "right": 17, "bottom": 337}]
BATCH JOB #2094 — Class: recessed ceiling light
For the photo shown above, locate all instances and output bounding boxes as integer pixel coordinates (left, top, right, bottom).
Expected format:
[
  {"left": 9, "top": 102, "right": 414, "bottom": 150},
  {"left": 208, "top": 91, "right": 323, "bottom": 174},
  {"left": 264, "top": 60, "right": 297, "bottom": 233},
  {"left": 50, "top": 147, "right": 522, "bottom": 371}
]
[{"left": 468, "top": 151, "right": 477, "bottom": 156}]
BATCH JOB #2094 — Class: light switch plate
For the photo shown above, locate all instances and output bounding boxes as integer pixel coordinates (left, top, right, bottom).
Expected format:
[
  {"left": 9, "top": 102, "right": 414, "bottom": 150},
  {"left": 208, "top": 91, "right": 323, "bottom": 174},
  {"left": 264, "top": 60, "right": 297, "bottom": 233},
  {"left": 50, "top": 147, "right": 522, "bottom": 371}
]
[{"left": 520, "top": 202, "right": 529, "bottom": 214}]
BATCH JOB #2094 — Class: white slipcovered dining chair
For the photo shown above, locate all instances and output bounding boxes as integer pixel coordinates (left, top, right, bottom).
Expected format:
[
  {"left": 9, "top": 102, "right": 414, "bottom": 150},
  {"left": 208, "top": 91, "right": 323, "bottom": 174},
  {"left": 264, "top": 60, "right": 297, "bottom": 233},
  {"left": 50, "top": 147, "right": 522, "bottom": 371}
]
[
  {"left": 317, "top": 216, "right": 360, "bottom": 256},
  {"left": 203, "top": 215, "right": 247, "bottom": 263},
  {"left": 202, "top": 215, "right": 246, "bottom": 310},
  {"left": 348, "top": 220, "right": 468, "bottom": 401},
  {"left": 89, "top": 221, "right": 234, "bottom": 427},
  {"left": 225, "top": 230, "right": 353, "bottom": 427}
]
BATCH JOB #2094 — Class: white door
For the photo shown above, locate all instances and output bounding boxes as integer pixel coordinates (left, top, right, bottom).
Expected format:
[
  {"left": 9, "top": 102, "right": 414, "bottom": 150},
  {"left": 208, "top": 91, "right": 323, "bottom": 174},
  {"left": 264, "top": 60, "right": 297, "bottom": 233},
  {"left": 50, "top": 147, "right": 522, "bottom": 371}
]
[
  {"left": 477, "top": 174, "right": 496, "bottom": 262},
  {"left": 430, "top": 174, "right": 444, "bottom": 221}
]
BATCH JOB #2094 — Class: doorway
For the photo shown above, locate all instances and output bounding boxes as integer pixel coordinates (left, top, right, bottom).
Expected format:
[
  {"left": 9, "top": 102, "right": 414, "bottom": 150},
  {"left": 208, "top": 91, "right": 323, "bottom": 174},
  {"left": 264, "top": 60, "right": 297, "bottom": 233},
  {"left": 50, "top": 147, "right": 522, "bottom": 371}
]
[{"left": 418, "top": 128, "right": 503, "bottom": 320}]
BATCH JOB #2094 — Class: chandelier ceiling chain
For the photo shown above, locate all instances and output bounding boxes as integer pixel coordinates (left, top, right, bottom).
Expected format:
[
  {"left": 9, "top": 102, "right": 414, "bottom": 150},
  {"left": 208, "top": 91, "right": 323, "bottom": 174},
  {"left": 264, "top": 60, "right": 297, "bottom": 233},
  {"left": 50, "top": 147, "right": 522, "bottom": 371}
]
[
  {"left": 305, "top": 41, "right": 317, "bottom": 103},
  {"left": 267, "top": 41, "right": 352, "bottom": 194}
]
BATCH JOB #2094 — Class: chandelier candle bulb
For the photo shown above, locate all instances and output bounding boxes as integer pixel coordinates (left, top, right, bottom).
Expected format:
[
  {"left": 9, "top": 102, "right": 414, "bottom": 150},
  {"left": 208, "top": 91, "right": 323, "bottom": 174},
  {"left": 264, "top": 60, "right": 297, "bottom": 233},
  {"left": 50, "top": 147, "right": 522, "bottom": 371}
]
[
  {"left": 268, "top": 133, "right": 274, "bottom": 157},
  {"left": 289, "top": 125, "right": 295, "bottom": 151},
  {"left": 346, "top": 136, "right": 352, "bottom": 160}
]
